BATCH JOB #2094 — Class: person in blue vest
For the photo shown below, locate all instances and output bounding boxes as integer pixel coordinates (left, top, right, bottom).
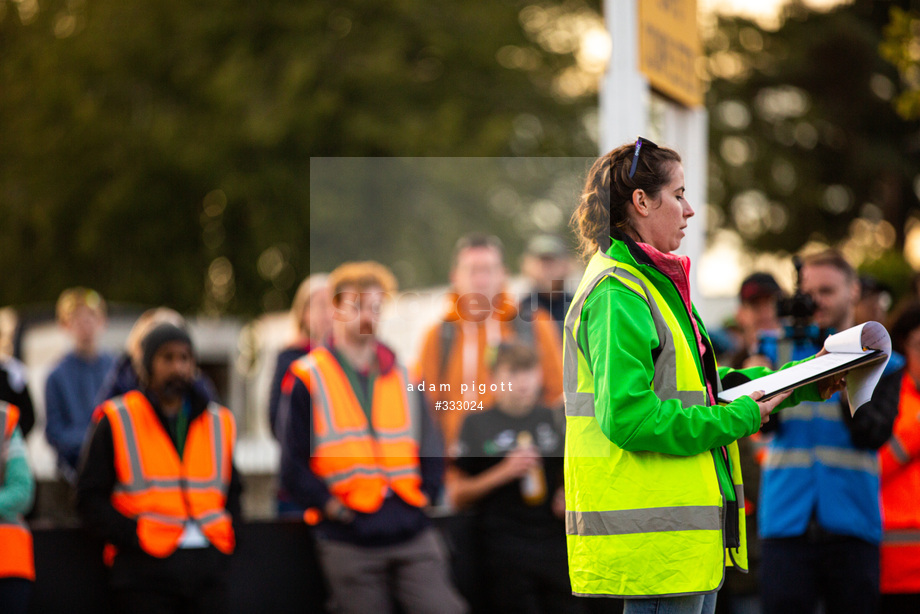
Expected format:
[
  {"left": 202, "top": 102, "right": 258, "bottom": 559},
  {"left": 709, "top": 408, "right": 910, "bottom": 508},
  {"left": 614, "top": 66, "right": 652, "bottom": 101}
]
[{"left": 757, "top": 250, "right": 898, "bottom": 614}]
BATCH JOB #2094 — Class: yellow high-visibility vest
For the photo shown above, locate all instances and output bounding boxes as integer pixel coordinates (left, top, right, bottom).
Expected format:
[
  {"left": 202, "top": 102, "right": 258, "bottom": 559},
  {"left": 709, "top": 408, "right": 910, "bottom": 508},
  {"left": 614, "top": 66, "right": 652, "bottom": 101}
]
[{"left": 564, "top": 249, "right": 747, "bottom": 598}]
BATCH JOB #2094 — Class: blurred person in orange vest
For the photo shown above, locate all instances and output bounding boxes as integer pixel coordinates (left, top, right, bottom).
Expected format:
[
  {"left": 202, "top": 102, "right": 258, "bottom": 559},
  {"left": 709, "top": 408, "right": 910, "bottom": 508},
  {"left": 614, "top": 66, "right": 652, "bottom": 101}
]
[
  {"left": 415, "top": 233, "right": 564, "bottom": 449},
  {"left": 871, "top": 302, "right": 920, "bottom": 613},
  {"left": 0, "top": 401, "right": 35, "bottom": 614},
  {"left": 278, "top": 261, "right": 466, "bottom": 614},
  {"left": 77, "top": 324, "right": 242, "bottom": 614}
]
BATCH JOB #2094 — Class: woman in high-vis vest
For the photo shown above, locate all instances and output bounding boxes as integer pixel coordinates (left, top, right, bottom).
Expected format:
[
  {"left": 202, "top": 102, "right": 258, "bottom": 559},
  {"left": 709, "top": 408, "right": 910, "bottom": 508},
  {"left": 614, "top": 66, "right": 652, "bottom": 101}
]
[
  {"left": 0, "top": 401, "right": 35, "bottom": 614},
  {"left": 563, "top": 139, "right": 838, "bottom": 614},
  {"left": 877, "top": 303, "right": 920, "bottom": 613}
]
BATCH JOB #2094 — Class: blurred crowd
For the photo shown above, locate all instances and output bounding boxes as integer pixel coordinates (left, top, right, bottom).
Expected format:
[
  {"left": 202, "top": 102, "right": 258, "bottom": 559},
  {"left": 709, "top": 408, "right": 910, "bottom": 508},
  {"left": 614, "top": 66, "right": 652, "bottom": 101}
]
[{"left": 2, "top": 234, "right": 920, "bottom": 614}]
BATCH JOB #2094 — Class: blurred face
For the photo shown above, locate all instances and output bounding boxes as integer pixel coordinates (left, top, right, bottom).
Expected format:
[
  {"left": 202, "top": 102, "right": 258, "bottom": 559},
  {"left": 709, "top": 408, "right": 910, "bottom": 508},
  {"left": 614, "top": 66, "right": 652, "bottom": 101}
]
[
  {"left": 854, "top": 293, "right": 890, "bottom": 326},
  {"left": 68, "top": 304, "right": 105, "bottom": 350},
  {"left": 632, "top": 162, "right": 694, "bottom": 254},
  {"left": 451, "top": 246, "right": 506, "bottom": 301},
  {"left": 737, "top": 296, "right": 780, "bottom": 343},
  {"left": 800, "top": 264, "right": 858, "bottom": 331},
  {"left": 905, "top": 328, "right": 920, "bottom": 387},
  {"left": 306, "top": 286, "right": 333, "bottom": 343},
  {"left": 493, "top": 365, "right": 543, "bottom": 417},
  {"left": 148, "top": 341, "right": 194, "bottom": 402},
  {"left": 521, "top": 254, "right": 571, "bottom": 293},
  {"left": 332, "top": 285, "right": 384, "bottom": 346}
]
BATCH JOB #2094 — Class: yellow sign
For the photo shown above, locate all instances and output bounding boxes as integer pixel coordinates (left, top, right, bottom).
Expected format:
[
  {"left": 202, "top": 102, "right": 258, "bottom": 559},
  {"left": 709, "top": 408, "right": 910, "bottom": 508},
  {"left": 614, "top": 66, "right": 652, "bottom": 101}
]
[{"left": 637, "top": 0, "right": 702, "bottom": 107}]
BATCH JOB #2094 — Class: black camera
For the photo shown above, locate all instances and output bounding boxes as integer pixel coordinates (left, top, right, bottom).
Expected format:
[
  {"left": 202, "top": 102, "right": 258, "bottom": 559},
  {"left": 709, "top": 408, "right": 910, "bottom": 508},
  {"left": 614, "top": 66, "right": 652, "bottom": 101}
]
[{"left": 777, "top": 256, "right": 821, "bottom": 345}]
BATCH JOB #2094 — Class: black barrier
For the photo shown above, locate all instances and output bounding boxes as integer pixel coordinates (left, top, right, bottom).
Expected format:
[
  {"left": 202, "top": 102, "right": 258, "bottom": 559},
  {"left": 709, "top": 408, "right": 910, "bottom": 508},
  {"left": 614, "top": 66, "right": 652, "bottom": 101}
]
[{"left": 30, "top": 521, "right": 328, "bottom": 614}]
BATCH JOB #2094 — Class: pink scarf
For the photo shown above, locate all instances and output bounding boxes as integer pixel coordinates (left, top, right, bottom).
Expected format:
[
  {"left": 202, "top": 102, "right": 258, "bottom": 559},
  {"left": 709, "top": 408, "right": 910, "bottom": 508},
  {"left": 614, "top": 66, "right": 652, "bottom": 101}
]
[{"left": 635, "top": 242, "right": 715, "bottom": 404}]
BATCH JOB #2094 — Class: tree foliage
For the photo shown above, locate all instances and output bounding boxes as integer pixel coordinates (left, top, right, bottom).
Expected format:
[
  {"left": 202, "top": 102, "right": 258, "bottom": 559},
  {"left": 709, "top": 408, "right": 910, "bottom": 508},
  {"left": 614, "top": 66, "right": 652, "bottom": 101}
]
[
  {"left": 704, "top": 0, "right": 920, "bottom": 262},
  {"left": 0, "top": 0, "right": 599, "bottom": 315},
  {"left": 880, "top": 6, "right": 920, "bottom": 121}
]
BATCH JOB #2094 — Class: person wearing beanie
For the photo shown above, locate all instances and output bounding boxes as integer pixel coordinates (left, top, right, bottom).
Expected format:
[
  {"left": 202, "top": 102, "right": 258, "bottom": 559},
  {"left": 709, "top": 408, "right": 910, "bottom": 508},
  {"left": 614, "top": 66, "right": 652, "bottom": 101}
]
[{"left": 76, "top": 323, "right": 242, "bottom": 614}]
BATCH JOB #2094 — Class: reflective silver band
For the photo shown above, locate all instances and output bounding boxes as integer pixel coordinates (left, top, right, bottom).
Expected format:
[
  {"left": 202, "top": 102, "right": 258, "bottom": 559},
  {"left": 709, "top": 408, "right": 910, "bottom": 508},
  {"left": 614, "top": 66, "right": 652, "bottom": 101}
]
[
  {"left": 883, "top": 529, "right": 920, "bottom": 544},
  {"left": 113, "top": 397, "right": 146, "bottom": 490},
  {"left": 398, "top": 364, "right": 423, "bottom": 445},
  {"left": 207, "top": 404, "right": 230, "bottom": 495},
  {"left": 781, "top": 402, "right": 843, "bottom": 423},
  {"left": 325, "top": 465, "right": 383, "bottom": 486},
  {"left": 565, "top": 505, "right": 722, "bottom": 536},
  {"left": 563, "top": 267, "right": 613, "bottom": 394},
  {"left": 384, "top": 466, "right": 422, "bottom": 480},
  {"left": 670, "top": 390, "right": 708, "bottom": 407},
  {"left": 889, "top": 436, "right": 910, "bottom": 465},
  {"left": 764, "top": 446, "right": 878, "bottom": 474},
  {"left": 815, "top": 446, "right": 878, "bottom": 474},
  {"left": 307, "top": 362, "right": 337, "bottom": 447},
  {"left": 0, "top": 403, "right": 8, "bottom": 487},
  {"left": 564, "top": 391, "right": 595, "bottom": 418},
  {"left": 763, "top": 449, "right": 813, "bottom": 470}
]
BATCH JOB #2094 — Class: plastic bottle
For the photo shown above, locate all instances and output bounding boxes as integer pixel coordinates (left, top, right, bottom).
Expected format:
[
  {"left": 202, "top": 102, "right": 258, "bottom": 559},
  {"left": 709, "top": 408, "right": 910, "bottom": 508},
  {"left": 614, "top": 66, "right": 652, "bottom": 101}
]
[{"left": 516, "top": 431, "right": 547, "bottom": 506}]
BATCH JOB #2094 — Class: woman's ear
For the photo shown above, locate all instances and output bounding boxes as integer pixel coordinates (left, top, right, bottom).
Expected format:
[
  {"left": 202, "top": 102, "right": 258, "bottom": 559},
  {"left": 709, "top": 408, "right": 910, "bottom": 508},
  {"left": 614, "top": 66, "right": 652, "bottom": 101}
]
[{"left": 631, "top": 189, "right": 650, "bottom": 218}]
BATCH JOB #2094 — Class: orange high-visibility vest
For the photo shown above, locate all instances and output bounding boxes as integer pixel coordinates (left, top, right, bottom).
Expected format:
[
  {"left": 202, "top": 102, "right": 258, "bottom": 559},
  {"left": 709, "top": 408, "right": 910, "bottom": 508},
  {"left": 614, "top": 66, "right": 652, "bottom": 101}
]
[
  {"left": 290, "top": 347, "right": 427, "bottom": 515},
  {"left": 0, "top": 402, "right": 35, "bottom": 580},
  {"left": 99, "top": 390, "right": 235, "bottom": 561},
  {"left": 880, "top": 372, "right": 920, "bottom": 593}
]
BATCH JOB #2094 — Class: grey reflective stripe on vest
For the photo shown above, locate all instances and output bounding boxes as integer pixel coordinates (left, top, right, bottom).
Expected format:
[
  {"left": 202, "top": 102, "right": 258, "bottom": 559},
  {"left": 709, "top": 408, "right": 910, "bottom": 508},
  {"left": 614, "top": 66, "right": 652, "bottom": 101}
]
[
  {"left": 672, "top": 390, "right": 708, "bottom": 406},
  {"left": 780, "top": 402, "right": 844, "bottom": 423},
  {"left": 764, "top": 447, "right": 878, "bottom": 474},
  {"left": 889, "top": 436, "right": 910, "bottom": 465},
  {"left": 397, "top": 364, "right": 422, "bottom": 445},
  {"left": 816, "top": 446, "right": 878, "bottom": 473},
  {"left": 564, "top": 391, "right": 595, "bottom": 418},
  {"left": 111, "top": 397, "right": 146, "bottom": 491},
  {"left": 883, "top": 529, "right": 920, "bottom": 544},
  {"left": 735, "top": 484, "right": 745, "bottom": 508},
  {"left": 565, "top": 505, "right": 722, "bottom": 537},
  {"left": 325, "top": 465, "right": 382, "bottom": 486},
  {"left": 563, "top": 267, "right": 611, "bottom": 409},
  {"left": 306, "top": 361, "right": 337, "bottom": 447},
  {"left": 207, "top": 404, "right": 229, "bottom": 495},
  {"left": 195, "top": 510, "right": 228, "bottom": 526},
  {"left": 608, "top": 266, "right": 695, "bottom": 405},
  {"left": 0, "top": 402, "right": 9, "bottom": 487}
]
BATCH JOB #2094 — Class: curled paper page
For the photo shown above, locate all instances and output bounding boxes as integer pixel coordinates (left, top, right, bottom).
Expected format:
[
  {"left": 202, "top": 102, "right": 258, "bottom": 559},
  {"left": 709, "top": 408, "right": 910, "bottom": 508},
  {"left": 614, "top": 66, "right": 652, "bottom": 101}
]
[
  {"left": 717, "top": 321, "right": 891, "bottom": 415},
  {"left": 826, "top": 321, "right": 890, "bottom": 415}
]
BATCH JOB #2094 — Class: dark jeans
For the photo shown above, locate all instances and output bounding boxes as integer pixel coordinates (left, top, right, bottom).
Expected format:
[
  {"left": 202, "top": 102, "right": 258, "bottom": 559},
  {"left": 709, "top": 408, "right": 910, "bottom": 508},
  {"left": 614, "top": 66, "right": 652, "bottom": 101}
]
[
  {"left": 0, "top": 578, "right": 32, "bottom": 614},
  {"left": 760, "top": 531, "right": 879, "bottom": 614}
]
